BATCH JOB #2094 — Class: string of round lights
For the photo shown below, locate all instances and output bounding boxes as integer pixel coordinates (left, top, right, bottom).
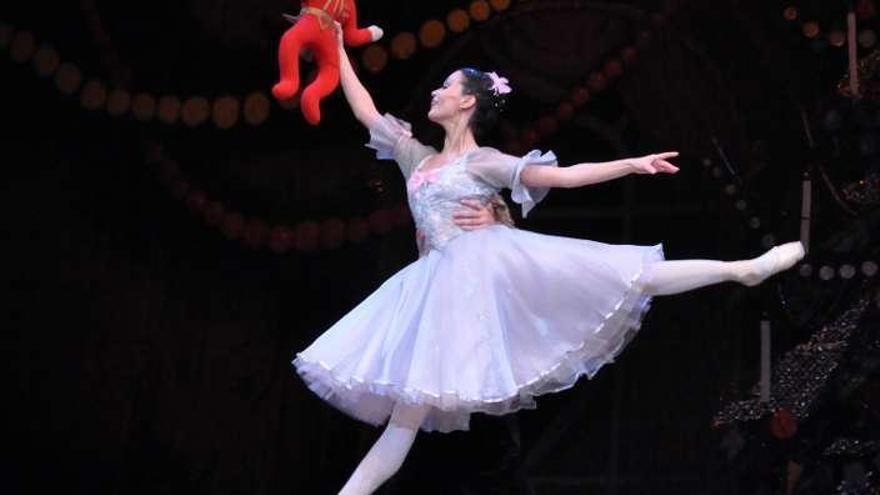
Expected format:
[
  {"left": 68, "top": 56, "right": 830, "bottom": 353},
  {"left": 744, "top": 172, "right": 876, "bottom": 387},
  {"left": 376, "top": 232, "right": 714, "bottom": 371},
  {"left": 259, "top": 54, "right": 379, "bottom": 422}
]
[
  {"left": 3, "top": 22, "right": 414, "bottom": 252},
  {"left": 797, "top": 260, "right": 879, "bottom": 281},
  {"left": 145, "top": 142, "right": 413, "bottom": 254},
  {"left": 79, "top": 0, "right": 513, "bottom": 82},
  {"left": 698, "top": 155, "right": 785, "bottom": 250},
  {"left": 700, "top": 152, "right": 878, "bottom": 286},
  {"left": 501, "top": 7, "right": 677, "bottom": 155},
  {"left": 782, "top": 2, "right": 879, "bottom": 50},
  {"left": 9, "top": 9, "right": 841, "bottom": 262},
  {"left": 2, "top": 23, "right": 276, "bottom": 129},
  {"left": 361, "top": 0, "right": 515, "bottom": 73},
  {"left": 12, "top": 1, "right": 666, "bottom": 137},
  {"left": 7, "top": 0, "right": 520, "bottom": 127}
]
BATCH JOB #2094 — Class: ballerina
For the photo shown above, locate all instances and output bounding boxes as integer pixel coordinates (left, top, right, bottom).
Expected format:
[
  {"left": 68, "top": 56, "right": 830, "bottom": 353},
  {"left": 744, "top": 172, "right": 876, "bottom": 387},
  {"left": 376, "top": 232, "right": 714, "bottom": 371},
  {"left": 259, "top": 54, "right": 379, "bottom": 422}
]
[{"left": 293, "top": 26, "right": 806, "bottom": 495}]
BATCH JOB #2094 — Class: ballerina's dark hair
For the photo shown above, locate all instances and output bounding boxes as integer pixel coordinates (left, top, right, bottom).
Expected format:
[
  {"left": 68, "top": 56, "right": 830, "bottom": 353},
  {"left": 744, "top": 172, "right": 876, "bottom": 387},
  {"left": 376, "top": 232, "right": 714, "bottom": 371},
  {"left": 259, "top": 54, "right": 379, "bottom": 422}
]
[{"left": 459, "top": 67, "right": 508, "bottom": 137}]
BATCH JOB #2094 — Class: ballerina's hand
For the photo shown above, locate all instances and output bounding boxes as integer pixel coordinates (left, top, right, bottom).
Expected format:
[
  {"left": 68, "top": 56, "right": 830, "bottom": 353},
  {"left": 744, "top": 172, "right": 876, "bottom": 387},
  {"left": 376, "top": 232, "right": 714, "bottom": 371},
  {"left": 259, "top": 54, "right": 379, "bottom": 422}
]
[
  {"left": 333, "top": 21, "right": 344, "bottom": 46},
  {"left": 452, "top": 198, "right": 496, "bottom": 231},
  {"left": 630, "top": 152, "right": 680, "bottom": 175}
]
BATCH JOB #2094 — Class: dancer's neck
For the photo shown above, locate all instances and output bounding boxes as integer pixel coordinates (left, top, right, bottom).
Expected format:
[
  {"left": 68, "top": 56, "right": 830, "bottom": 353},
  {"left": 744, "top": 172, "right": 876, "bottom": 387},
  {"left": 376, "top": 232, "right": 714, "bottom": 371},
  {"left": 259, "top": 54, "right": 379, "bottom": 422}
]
[{"left": 440, "top": 117, "right": 479, "bottom": 157}]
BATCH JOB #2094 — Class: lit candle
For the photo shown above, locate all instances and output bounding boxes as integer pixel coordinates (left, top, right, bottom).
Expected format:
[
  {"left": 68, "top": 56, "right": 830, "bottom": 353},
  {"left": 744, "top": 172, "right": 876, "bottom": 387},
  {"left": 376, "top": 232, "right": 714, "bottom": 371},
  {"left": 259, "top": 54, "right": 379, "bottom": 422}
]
[
  {"left": 800, "top": 172, "right": 811, "bottom": 254},
  {"left": 848, "top": 8, "right": 859, "bottom": 97}
]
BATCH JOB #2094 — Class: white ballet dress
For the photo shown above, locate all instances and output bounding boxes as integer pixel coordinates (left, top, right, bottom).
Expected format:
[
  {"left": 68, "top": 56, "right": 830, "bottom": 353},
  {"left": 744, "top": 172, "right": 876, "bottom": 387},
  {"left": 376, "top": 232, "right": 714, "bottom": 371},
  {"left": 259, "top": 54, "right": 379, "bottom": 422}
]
[{"left": 293, "top": 114, "right": 665, "bottom": 432}]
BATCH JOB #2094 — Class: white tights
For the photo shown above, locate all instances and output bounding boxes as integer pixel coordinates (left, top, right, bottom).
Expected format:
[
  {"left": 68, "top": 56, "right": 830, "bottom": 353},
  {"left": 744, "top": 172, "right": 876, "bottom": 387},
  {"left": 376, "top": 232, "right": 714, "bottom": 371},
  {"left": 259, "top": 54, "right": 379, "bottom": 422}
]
[
  {"left": 639, "top": 243, "right": 797, "bottom": 295},
  {"left": 640, "top": 259, "right": 741, "bottom": 296},
  {"left": 335, "top": 262, "right": 739, "bottom": 495},
  {"left": 337, "top": 246, "right": 799, "bottom": 494},
  {"left": 338, "top": 404, "right": 429, "bottom": 495}
]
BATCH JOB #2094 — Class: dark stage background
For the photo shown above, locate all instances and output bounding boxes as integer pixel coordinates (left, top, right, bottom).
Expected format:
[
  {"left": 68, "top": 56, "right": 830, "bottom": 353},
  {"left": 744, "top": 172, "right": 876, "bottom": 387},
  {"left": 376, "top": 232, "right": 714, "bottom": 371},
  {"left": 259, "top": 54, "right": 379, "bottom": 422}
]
[{"left": 4, "top": 1, "right": 875, "bottom": 494}]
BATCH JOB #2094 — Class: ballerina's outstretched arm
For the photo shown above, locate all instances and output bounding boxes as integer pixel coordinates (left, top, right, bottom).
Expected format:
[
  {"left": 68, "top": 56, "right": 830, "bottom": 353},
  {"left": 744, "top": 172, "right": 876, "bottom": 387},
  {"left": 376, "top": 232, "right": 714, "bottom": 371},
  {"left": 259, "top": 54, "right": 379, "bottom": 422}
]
[
  {"left": 334, "top": 23, "right": 382, "bottom": 130},
  {"left": 521, "top": 151, "right": 680, "bottom": 189},
  {"left": 515, "top": 150, "right": 804, "bottom": 293}
]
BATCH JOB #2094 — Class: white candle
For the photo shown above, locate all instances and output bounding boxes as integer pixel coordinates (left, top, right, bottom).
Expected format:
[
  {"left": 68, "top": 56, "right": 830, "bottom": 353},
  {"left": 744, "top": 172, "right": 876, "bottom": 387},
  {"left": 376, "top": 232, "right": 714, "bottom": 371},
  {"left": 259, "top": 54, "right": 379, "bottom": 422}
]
[
  {"left": 848, "top": 10, "right": 859, "bottom": 97},
  {"left": 760, "top": 320, "right": 771, "bottom": 402},
  {"left": 800, "top": 107, "right": 815, "bottom": 149},
  {"left": 800, "top": 173, "right": 811, "bottom": 254}
]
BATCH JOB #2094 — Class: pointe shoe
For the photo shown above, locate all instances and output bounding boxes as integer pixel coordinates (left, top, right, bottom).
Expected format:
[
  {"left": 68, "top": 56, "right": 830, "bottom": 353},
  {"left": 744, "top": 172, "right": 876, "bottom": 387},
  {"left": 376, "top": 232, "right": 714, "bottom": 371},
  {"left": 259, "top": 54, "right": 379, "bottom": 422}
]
[{"left": 740, "top": 241, "right": 806, "bottom": 287}]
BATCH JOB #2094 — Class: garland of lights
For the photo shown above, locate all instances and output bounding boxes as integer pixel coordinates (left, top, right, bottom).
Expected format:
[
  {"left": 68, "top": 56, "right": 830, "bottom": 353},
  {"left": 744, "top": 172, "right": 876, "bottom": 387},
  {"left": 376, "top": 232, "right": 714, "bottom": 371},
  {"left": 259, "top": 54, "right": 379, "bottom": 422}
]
[
  {"left": 145, "top": 142, "right": 413, "bottom": 254},
  {"left": 706, "top": 9, "right": 880, "bottom": 492},
  {"left": 699, "top": 154, "right": 790, "bottom": 250},
  {"left": 361, "top": 0, "right": 516, "bottom": 73},
  {"left": 681, "top": 5, "right": 880, "bottom": 277},
  {"left": 775, "top": 4, "right": 880, "bottom": 279},
  {"left": 699, "top": 152, "right": 878, "bottom": 281},
  {"left": 76, "top": 0, "right": 282, "bottom": 127},
  {"left": 500, "top": 5, "right": 677, "bottom": 155},
  {"left": 0, "top": 21, "right": 415, "bottom": 252},
  {"left": 70, "top": 0, "right": 659, "bottom": 137},
  {"left": 12, "top": 8, "right": 873, "bottom": 262},
  {"left": 2, "top": 0, "right": 518, "bottom": 128},
  {"left": 1, "top": 22, "right": 277, "bottom": 129},
  {"left": 8, "top": 0, "right": 667, "bottom": 136},
  {"left": 77, "top": 0, "right": 520, "bottom": 113},
  {"left": 782, "top": 3, "right": 879, "bottom": 51}
]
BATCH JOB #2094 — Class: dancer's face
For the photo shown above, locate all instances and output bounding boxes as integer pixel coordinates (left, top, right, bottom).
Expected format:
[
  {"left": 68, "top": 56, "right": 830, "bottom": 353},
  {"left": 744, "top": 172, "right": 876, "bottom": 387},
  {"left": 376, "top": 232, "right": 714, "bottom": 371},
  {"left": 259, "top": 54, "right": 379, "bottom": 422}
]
[{"left": 428, "top": 71, "right": 476, "bottom": 124}]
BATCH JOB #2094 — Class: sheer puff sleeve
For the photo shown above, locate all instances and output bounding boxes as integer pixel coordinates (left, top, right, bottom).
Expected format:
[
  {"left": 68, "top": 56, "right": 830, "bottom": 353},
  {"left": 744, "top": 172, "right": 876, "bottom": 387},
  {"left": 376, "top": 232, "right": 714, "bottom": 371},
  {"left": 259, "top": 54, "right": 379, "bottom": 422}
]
[
  {"left": 365, "top": 113, "right": 436, "bottom": 181},
  {"left": 467, "top": 148, "right": 558, "bottom": 218}
]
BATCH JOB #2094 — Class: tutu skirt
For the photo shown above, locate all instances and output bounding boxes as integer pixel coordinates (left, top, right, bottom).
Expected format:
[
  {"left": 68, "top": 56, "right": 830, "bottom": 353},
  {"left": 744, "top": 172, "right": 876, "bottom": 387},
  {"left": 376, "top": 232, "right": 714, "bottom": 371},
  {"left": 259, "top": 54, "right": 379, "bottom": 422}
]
[{"left": 294, "top": 225, "right": 664, "bottom": 432}]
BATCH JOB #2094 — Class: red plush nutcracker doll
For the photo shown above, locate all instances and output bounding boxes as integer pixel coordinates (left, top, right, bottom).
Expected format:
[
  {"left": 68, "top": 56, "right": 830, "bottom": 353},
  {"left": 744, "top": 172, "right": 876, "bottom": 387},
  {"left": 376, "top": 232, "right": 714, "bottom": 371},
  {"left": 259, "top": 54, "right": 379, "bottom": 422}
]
[{"left": 272, "top": 0, "right": 383, "bottom": 125}]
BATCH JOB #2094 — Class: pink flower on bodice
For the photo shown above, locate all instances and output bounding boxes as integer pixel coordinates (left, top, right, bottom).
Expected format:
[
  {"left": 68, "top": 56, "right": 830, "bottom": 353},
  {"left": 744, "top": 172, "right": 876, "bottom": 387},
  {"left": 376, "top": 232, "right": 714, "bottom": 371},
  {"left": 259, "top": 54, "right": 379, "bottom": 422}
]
[{"left": 407, "top": 167, "right": 441, "bottom": 193}]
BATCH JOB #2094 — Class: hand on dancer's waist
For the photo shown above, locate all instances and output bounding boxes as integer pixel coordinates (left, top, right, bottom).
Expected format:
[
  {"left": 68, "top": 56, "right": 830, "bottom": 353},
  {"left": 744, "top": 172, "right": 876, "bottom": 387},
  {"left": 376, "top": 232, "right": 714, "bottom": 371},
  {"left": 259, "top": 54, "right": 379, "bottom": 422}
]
[{"left": 452, "top": 198, "right": 496, "bottom": 231}]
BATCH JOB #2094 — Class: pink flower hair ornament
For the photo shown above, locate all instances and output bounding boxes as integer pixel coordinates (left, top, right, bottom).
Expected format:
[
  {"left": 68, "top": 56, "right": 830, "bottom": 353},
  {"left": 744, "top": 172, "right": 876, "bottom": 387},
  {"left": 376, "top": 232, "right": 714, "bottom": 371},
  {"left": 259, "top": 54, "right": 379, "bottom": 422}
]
[{"left": 487, "top": 71, "right": 512, "bottom": 96}]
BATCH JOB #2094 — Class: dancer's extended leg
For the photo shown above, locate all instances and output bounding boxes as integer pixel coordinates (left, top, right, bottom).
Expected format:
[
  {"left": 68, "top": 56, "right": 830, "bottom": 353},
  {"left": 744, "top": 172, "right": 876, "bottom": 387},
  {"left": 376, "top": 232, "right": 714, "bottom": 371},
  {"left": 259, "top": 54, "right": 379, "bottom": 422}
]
[
  {"left": 640, "top": 241, "right": 805, "bottom": 296},
  {"left": 338, "top": 403, "right": 430, "bottom": 495}
]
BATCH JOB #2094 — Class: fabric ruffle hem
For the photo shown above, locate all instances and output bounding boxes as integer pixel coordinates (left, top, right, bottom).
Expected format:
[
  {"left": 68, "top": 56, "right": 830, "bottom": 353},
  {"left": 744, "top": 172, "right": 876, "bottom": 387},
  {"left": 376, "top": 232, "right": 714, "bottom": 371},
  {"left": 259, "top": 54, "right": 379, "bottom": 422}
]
[{"left": 294, "top": 225, "right": 663, "bottom": 432}]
